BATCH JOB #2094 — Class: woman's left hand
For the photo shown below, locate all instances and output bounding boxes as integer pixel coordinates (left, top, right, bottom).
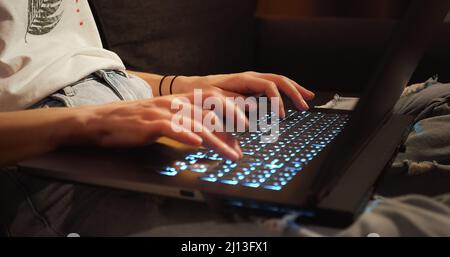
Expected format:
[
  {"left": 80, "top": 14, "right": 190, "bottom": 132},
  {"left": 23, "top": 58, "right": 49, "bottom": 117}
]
[{"left": 172, "top": 72, "right": 315, "bottom": 118}]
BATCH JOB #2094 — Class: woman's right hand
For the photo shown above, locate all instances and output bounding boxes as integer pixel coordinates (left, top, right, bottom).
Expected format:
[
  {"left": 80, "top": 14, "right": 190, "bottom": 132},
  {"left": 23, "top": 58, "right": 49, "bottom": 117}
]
[{"left": 74, "top": 91, "right": 248, "bottom": 161}]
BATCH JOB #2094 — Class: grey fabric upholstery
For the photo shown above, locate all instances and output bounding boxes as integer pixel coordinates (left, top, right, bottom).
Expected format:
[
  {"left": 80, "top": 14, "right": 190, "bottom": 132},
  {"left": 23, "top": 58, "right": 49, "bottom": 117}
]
[
  {"left": 92, "top": 0, "right": 257, "bottom": 75},
  {"left": 91, "top": 0, "right": 450, "bottom": 92}
]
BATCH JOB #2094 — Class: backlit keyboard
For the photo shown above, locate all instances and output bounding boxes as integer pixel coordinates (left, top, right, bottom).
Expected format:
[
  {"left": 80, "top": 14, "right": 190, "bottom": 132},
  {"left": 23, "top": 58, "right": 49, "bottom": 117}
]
[{"left": 159, "top": 109, "right": 351, "bottom": 191}]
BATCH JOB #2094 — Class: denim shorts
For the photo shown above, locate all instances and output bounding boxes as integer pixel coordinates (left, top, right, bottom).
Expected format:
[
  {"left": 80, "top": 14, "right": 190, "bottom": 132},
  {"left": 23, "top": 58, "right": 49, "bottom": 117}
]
[{"left": 32, "top": 70, "right": 153, "bottom": 108}]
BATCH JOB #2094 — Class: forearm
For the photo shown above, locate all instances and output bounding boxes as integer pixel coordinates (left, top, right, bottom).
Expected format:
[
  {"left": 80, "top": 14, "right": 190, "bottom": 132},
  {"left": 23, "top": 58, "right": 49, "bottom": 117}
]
[
  {"left": 0, "top": 108, "right": 86, "bottom": 167},
  {"left": 127, "top": 70, "right": 164, "bottom": 96},
  {"left": 127, "top": 70, "right": 194, "bottom": 96}
]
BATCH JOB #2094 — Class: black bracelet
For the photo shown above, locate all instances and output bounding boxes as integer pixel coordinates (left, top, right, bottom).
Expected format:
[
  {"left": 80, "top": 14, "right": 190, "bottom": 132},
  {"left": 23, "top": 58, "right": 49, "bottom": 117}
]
[
  {"left": 159, "top": 75, "right": 169, "bottom": 96},
  {"left": 169, "top": 75, "right": 180, "bottom": 95}
]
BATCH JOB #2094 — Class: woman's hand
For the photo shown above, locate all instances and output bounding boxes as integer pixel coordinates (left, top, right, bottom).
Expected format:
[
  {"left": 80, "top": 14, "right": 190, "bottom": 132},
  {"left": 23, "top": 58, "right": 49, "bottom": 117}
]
[
  {"left": 0, "top": 91, "right": 248, "bottom": 166},
  {"left": 171, "top": 72, "right": 315, "bottom": 118},
  {"left": 77, "top": 92, "right": 248, "bottom": 161}
]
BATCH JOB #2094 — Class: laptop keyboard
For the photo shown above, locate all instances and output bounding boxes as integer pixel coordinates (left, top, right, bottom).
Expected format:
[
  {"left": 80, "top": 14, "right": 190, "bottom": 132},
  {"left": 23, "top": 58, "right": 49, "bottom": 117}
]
[{"left": 159, "top": 109, "right": 351, "bottom": 191}]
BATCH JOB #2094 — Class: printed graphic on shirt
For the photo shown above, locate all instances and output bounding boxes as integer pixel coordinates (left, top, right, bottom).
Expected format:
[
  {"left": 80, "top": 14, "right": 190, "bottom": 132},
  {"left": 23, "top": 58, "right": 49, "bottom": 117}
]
[{"left": 26, "top": 0, "right": 64, "bottom": 42}]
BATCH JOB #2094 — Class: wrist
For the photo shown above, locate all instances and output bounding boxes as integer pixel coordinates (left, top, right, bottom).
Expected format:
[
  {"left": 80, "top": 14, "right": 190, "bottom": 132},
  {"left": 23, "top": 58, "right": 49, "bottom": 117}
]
[
  {"left": 171, "top": 75, "right": 202, "bottom": 94},
  {"left": 53, "top": 107, "right": 97, "bottom": 147}
]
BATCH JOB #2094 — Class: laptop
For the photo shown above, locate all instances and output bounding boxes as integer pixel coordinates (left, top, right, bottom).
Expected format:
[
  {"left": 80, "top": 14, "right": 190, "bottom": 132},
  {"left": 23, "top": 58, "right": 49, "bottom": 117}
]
[{"left": 19, "top": 0, "right": 450, "bottom": 228}]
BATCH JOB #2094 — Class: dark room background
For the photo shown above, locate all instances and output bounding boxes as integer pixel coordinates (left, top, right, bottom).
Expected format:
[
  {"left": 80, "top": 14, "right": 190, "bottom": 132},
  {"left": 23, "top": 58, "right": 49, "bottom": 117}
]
[{"left": 258, "top": 0, "right": 411, "bottom": 19}]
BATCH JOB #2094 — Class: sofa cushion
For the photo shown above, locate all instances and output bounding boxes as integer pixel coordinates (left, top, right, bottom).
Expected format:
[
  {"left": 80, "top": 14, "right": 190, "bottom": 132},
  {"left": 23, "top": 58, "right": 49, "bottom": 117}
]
[{"left": 92, "top": 0, "right": 257, "bottom": 75}]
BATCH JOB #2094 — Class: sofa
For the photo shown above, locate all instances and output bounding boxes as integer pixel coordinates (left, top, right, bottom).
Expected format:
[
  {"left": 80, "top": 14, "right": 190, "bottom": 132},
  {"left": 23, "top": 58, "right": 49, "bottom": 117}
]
[{"left": 90, "top": 0, "right": 450, "bottom": 94}]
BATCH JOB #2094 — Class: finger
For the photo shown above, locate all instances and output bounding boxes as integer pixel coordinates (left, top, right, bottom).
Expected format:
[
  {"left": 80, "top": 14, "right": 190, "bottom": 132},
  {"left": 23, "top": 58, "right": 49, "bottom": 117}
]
[
  {"left": 214, "top": 131, "right": 243, "bottom": 159},
  {"left": 201, "top": 109, "right": 224, "bottom": 132},
  {"left": 96, "top": 119, "right": 203, "bottom": 147},
  {"left": 179, "top": 101, "right": 245, "bottom": 133},
  {"left": 223, "top": 96, "right": 249, "bottom": 129},
  {"left": 287, "top": 78, "right": 315, "bottom": 100},
  {"left": 188, "top": 91, "right": 249, "bottom": 129},
  {"left": 168, "top": 91, "right": 252, "bottom": 122},
  {"left": 191, "top": 119, "right": 241, "bottom": 161},
  {"left": 196, "top": 106, "right": 243, "bottom": 158},
  {"left": 248, "top": 72, "right": 316, "bottom": 100},
  {"left": 261, "top": 75, "right": 310, "bottom": 110},
  {"left": 236, "top": 76, "right": 286, "bottom": 118},
  {"left": 274, "top": 77, "right": 309, "bottom": 110},
  {"left": 171, "top": 105, "right": 241, "bottom": 161},
  {"left": 217, "top": 90, "right": 258, "bottom": 112},
  {"left": 151, "top": 120, "right": 204, "bottom": 146}
]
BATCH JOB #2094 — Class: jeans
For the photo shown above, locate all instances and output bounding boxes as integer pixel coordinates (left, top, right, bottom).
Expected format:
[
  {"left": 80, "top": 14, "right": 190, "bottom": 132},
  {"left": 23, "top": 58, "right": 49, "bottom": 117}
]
[{"left": 31, "top": 70, "right": 153, "bottom": 108}]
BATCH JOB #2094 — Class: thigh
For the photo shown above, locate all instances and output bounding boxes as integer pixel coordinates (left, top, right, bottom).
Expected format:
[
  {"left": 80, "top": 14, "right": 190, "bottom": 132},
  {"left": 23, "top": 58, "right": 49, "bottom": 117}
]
[{"left": 1, "top": 167, "right": 227, "bottom": 236}]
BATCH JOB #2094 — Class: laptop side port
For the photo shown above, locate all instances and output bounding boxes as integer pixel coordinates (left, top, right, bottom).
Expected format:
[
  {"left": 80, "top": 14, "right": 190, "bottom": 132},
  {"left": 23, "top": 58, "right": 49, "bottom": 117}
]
[{"left": 179, "top": 190, "right": 195, "bottom": 198}]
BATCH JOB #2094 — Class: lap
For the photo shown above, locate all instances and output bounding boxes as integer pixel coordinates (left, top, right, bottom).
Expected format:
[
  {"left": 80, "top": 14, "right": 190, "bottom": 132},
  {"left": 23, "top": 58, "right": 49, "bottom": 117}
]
[{"left": 1, "top": 168, "right": 230, "bottom": 236}]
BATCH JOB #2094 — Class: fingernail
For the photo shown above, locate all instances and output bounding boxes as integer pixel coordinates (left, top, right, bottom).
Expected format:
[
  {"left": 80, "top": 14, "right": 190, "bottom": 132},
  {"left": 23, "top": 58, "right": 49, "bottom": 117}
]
[
  {"left": 183, "top": 128, "right": 203, "bottom": 145},
  {"left": 280, "top": 107, "right": 286, "bottom": 118},
  {"left": 235, "top": 145, "right": 243, "bottom": 158},
  {"left": 224, "top": 144, "right": 240, "bottom": 161},
  {"left": 191, "top": 135, "right": 203, "bottom": 145},
  {"left": 230, "top": 150, "right": 240, "bottom": 161},
  {"left": 302, "top": 100, "right": 310, "bottom": 110}
]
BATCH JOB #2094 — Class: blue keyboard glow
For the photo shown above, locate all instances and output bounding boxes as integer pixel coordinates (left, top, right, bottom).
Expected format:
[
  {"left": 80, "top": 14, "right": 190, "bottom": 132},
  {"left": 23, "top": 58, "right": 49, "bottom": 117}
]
[{"left": 159, "top": 110, "right": 350, "bottom": 191}]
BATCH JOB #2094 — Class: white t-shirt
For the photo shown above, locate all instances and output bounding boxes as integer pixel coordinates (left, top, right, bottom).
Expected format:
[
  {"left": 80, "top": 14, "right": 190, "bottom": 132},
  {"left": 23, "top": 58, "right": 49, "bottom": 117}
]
[{"left": 0, "top": 0, "right": 125, "bottom": 111}]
